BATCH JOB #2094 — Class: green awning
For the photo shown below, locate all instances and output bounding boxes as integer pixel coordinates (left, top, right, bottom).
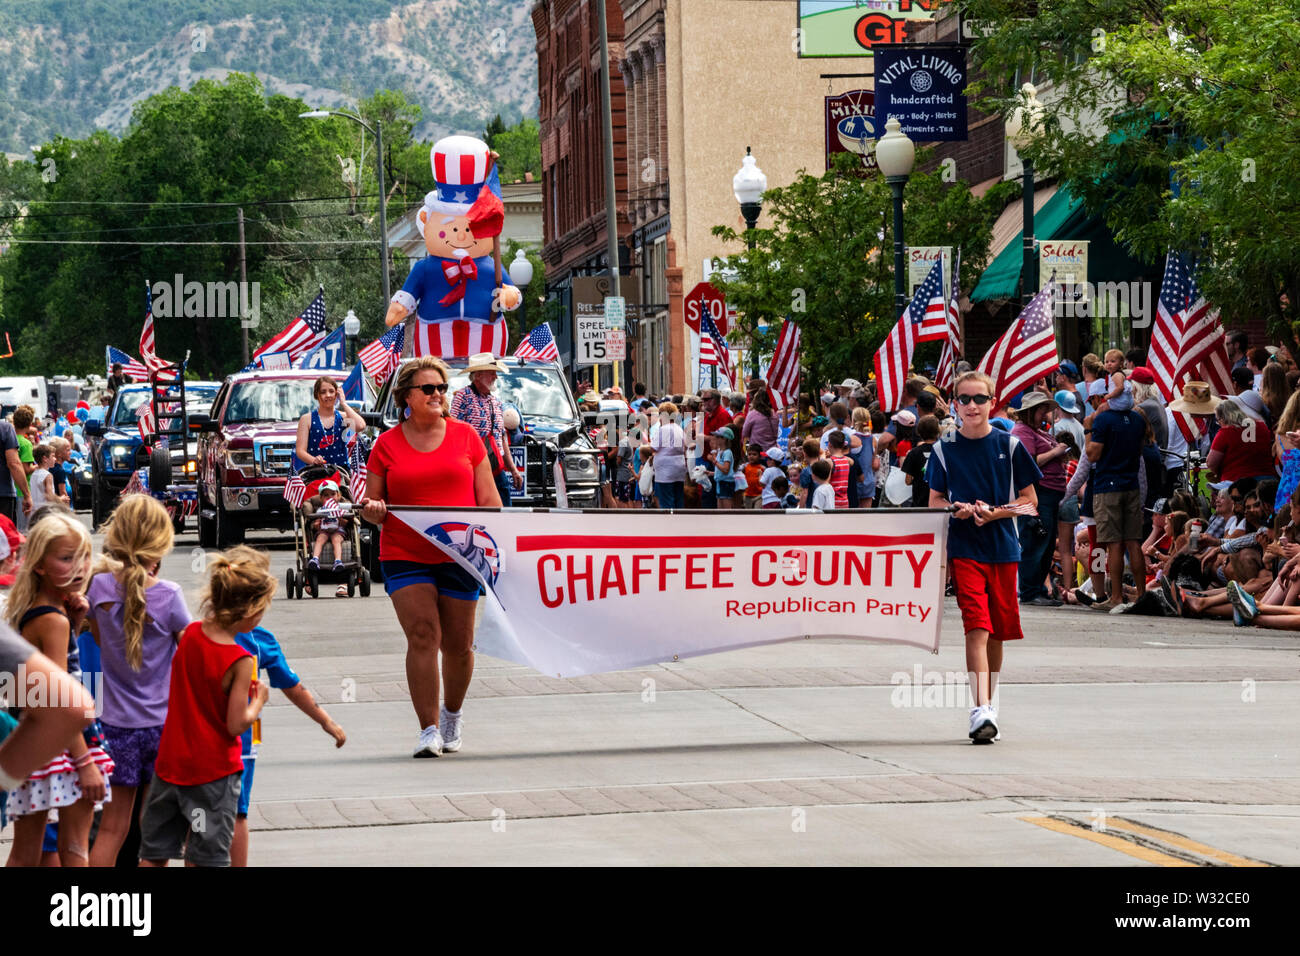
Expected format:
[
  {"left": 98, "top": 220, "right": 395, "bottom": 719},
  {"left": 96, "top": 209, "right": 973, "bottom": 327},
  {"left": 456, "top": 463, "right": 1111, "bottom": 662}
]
[{"left": 970, "top": 187, "right": 1083, "bottom": 302}]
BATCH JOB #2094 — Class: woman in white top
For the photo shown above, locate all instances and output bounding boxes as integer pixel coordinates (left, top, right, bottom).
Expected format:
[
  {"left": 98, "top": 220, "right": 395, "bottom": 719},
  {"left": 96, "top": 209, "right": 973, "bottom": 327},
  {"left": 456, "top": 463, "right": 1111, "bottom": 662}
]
[{"left": 644, "top": 401, "right": 688, "bottom": 510}]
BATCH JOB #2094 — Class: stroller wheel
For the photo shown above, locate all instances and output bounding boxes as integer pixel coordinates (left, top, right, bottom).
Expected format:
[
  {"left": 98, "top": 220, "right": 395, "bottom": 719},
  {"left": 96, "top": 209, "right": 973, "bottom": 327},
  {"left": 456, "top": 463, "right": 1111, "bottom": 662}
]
[
  {"left": 285, "top": 568, "right": 296, "bottom": 600},
  {"left": 359, "top": 568, "right": 371, "bottom": 598},
  {"left": 295, "top": 571, "right": 304, "bottom": 600},
  {"left": 307, "top": 568, "right": 318, "bottom": 599},
  {"left": 347, "top": 573, "right": 356, "bottom": 598}
]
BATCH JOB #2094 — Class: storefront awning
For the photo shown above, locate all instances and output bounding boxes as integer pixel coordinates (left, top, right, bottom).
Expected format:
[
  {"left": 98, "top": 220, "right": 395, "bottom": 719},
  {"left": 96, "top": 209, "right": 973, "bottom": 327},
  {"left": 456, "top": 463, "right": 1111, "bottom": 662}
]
[{"left": 970, "top": 186, "right": 1082, "bottom": 302}]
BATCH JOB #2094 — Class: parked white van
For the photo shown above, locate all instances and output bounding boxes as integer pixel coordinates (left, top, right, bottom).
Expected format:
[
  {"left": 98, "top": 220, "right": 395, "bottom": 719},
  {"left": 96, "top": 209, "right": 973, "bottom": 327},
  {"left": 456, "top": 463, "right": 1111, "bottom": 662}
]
[{"left": 0, "top": 376, "right": 50, "bottom": 419}]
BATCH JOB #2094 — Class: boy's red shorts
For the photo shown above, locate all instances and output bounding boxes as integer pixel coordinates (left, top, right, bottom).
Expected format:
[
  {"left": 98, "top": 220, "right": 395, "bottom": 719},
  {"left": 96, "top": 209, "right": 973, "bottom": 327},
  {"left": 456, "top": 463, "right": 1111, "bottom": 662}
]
[{"left": 950, "top": 558, "right": 1024, "bottom": 641}]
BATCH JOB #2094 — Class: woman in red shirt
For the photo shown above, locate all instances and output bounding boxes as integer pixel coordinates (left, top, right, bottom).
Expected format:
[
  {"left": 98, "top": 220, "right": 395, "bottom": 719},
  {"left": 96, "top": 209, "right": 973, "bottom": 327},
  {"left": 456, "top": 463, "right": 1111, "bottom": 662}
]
[
  {"left": 1207, "top": 397, "right": 1277, "bottom": 484},
  {"left": 361, "top": 356, "right": 502, "bottom": 759}
]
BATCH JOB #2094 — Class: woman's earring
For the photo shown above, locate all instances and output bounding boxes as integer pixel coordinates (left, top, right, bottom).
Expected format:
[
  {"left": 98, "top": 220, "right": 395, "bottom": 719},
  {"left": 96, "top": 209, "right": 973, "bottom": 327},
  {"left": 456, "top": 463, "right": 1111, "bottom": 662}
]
[{"left": 403, "top": 406, "right": 411, "bottom": 420}]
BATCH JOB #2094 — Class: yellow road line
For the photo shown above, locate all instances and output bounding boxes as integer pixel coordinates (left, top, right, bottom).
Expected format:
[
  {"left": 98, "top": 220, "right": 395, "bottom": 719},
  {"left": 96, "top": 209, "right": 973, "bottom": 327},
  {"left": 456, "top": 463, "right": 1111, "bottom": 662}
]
[
  {"left": 1106, "top": 817, "right": 1271, "bottom": 867},
  {"left": 1019, "top": 815, "right": 1196, "bottom": 866}
]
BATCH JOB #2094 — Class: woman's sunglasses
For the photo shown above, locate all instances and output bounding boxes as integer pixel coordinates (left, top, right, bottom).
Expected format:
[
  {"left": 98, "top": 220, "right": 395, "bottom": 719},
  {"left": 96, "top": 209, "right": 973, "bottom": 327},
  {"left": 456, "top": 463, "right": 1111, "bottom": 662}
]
[
  {"left": 955, "top": 394, "right": 992, "bottom": 406},
  {"left": 408, "top": 383, "right": 449, "bottom": 395}
]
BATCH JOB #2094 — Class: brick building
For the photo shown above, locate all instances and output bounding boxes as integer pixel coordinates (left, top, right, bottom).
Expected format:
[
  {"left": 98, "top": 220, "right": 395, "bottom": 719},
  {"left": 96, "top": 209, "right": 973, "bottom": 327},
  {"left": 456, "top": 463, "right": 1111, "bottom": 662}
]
[{"left": 532, "top": 0, "right": 635, "bottom": 380}]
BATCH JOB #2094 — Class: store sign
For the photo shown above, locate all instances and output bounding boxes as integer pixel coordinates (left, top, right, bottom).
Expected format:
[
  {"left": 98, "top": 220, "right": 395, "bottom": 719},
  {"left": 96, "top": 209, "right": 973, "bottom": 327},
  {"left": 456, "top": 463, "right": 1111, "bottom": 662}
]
[
  {"left": 872, "top": 43, "right": 968, "bottom": 142},
  {"left": 908, "top": 246, "right": 953, "bottom": 300},
  {"left": 797, "top": 0, "right": 952, "bottom": 58},
  {"left": 825, "top": 89, "right": 877, "bottom": 172},
  {"left": 1040, "top": 240, "right": 1089, "bottom": 301}
]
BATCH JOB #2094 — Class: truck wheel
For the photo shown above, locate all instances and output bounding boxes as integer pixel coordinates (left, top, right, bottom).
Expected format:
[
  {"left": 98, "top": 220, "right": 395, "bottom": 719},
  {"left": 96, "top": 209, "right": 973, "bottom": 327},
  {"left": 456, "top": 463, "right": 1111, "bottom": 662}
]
[
  {"left": 148, "top": 445, "right": 172, "bottom": 494},
  {"left": 91, "top": 481, "right": 111, "bottom": 531},
  {"left": 198, "top": 508, "right": 216, "bottom": 548},
  {"left": 215, "top": 504, "right": 244, "bottom": 547}
]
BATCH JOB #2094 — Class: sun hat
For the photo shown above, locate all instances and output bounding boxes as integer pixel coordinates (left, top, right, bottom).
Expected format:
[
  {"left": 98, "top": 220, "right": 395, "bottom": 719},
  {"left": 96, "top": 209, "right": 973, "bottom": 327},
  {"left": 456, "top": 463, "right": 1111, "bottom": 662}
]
[
  {"left": 1167, "top": 381, "right": 1221, "bottom": 416},
  {"left": 1053, "top": 389, "right": 1082, "bottom": 415},
  {"left": 1018, "top": 391, "right": 1057, "bottom": 413},
  {"left": 1231, "top": 390, "right": 1267, "bottom": 422},
  {"left": 838, "top": 378, "right": 862, "bottom": 389},
  {"left": 464, "top": 352, "right": 508, "bottom": 375}
]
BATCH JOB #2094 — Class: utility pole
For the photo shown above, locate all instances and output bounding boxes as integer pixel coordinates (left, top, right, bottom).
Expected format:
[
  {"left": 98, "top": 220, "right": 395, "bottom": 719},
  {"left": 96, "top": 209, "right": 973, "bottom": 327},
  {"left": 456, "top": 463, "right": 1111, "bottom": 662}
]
[
  {"left": 237, "top": 207, "right": 249, "bottom": 365},
  {"left": 596, "top": 0, "right": 620, "bottom": 392}
]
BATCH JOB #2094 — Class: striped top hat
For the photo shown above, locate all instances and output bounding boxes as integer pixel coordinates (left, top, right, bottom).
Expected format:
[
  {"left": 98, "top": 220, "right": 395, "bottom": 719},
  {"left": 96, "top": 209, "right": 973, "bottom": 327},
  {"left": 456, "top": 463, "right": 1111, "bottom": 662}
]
[{"left": 425, "top": 135, "right": 504, "bottom": 239}]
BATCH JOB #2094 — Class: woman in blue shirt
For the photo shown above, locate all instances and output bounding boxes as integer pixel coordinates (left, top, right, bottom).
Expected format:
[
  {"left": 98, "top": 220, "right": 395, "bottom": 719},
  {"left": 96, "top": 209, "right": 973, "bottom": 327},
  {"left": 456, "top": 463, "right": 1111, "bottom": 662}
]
[{"left": 295, "top": 376, "right": 367, "bottom": 471}]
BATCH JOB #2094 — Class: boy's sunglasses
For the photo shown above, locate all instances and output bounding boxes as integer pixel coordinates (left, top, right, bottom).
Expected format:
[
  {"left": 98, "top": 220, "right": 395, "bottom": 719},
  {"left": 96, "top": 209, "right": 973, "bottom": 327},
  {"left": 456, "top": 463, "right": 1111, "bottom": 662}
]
[
  {"left": 955, "top": 394, "right": 992, "bottom": 406},
  {"left": 409, "top": 383, "right": 449, "bottom": 395}
]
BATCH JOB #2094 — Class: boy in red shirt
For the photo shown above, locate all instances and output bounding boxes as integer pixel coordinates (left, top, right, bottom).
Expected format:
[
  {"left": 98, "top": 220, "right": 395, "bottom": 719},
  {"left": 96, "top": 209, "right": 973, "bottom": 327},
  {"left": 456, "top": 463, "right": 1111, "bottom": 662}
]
[{"left": 138, "top": 546, "right": 275, "bottom": 867}]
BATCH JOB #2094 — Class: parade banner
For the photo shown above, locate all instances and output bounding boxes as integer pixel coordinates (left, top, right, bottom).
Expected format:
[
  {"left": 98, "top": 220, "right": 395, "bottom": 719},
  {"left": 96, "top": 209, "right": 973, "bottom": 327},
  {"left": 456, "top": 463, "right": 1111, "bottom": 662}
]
[{"left": 388, "top": 508, "right": 949, "bottom": 677}]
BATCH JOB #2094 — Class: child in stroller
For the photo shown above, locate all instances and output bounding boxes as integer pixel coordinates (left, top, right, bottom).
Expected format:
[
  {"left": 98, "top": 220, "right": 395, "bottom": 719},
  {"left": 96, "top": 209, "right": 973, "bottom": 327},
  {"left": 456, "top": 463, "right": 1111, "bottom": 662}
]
[{"left": 306, "top": 480, "right": 347, "bottom": 572}]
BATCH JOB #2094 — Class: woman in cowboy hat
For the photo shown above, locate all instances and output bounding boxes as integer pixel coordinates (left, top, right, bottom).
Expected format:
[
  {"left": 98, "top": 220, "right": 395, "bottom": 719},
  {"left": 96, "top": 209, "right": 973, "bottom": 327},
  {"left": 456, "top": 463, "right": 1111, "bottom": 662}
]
[{"left": 448, "top": 352, "right": 524, "bottom": 505}]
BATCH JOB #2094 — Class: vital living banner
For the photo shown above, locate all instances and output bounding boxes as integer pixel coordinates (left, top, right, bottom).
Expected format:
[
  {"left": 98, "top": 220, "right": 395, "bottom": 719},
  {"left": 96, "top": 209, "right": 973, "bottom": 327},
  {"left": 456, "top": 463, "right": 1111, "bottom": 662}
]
[{"left": 388, "top": 508, "right": 949, "bottom": 677}]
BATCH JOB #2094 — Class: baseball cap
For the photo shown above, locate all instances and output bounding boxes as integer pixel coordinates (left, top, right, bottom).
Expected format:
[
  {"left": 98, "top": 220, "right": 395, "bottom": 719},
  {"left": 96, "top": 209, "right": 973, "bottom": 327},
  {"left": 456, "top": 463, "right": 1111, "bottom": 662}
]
[
  {"left": 1057, "top": 359, "right": 1080, "bottom": 378},
  {"left": 319, "top": 479, "right": 340, "bottom": 494},
  {"left": 715, "top": 426, "right": 735, "bottom": 441},
  {"left": 765, "top": 445, "right": 787, "bottom": 463},
  {"left": 1208, "top": 479, "right": 1234, "bottom": 492},
  {"left": 1129, "top": 366, "right": 1156, "bottom": 385},
  {"left": 838, "top": 378, "right": 862, "bottom": 389},
  {"left": 1088, "top": 378, "right": 1109, "bottom": 399},
  {"left": 891, "top": 409, "right": 917, "bottom": 426}
]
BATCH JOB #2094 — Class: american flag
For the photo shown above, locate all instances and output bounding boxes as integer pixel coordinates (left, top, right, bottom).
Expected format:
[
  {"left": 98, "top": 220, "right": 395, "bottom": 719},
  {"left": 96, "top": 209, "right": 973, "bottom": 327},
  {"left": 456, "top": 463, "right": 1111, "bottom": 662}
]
[
  {"left": 253, "top": 290, "right": 328, "bottom": 367},
  {"left": 698, "top": 299, "right": 733, "bottom": 387},
  {"left": 136, "top": 402, "right": 155, "bottom": 442},
  {"left": 1150, "top": 252, "right": 1222, "bottom": 401},
  {"left": 106, "top": 345, "right": 149, "bottom": 382},
  {"left": 1170, "top": 337, "right": 1234, "bottom": 444},
  {"left": 139, "top": 282, "right": 167, "bottom": 374},
  {"left": 767, "top": 319, "right": 802, "bottom": 410},
  {"left": 318, "top": 496, "right": 341, "bottom": 518},
  {"left": 914, "top": 256, "right": 952, "bottom": 342},
  {"left": 874, "top": 255, "right": 947, "bottom": 410},
  {"left": 358, "top": 324, "right": 405, "bottom": 386},
  {"left": 977, "top": 277, "right": 1059, "bottom": 406},
  {"left": 513, "top": 323, "right": 561, "bottom": 363},
  {"left": 984, "top": 500, "right": 1038, "bottom": 517},
  {"left": 935, "top": 249, "right": 962, "bottom": 392},
  {"left": 282, "top": 474, "right": 307, "bottom": 509},
  {"left": 347, "top": 435, "right": 368, "bottom": 502}
]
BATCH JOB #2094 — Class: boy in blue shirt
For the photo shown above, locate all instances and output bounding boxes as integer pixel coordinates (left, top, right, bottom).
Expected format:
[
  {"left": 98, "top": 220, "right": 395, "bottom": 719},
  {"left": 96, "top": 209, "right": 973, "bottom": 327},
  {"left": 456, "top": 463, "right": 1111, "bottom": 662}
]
[
  {"left": 231, "top": 626, "right": 347, "bottom": 866},
  {"left": 926, "top": 371, "right": 1042, "bottom": 743}
]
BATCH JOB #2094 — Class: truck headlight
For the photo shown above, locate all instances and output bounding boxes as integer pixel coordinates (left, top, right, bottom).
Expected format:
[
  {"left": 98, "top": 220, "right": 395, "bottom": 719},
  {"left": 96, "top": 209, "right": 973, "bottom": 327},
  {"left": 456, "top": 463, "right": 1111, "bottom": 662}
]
[
  {"left": 226, "top": 450, "right": 254, "bottom": 470},
  {"left": 183, "top": 460, "right": 197, "bottom": 475},
  {"left": 562, "top": 454, "right": 598, "bottom": 482},
  {"left": 109, "top": 445, "right": 133, "bottom": 468}
]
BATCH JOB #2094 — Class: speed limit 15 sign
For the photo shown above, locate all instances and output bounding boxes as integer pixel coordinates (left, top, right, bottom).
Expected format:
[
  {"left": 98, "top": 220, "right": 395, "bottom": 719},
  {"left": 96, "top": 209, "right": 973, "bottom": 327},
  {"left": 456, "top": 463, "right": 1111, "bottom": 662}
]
[{"left": 575, "top": 316, "right": 608, "bottom": 368}]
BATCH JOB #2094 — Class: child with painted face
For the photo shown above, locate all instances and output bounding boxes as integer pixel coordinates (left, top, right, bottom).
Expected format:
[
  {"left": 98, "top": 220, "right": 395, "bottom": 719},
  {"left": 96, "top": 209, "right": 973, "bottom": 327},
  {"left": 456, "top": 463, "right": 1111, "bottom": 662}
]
[
  {"left": 925, "top": 372, "right": 1042, "bottom": 745},
  {"left": 3, "top": 513, "right": 113, "bottom": 867}
]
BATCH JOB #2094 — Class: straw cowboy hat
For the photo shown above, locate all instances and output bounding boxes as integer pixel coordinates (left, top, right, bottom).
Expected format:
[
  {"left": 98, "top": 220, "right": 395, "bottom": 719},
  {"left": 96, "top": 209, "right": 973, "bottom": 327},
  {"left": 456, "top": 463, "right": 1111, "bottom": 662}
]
[
  {"left": 1167, "top": 381, "right": 1221, "bottom": 416},
  {"left": 464, "top": 352, "right": 508, "bottom": 375},
  {"left": 1017, "top": 391, "right": 1057, "bottom": 413}
]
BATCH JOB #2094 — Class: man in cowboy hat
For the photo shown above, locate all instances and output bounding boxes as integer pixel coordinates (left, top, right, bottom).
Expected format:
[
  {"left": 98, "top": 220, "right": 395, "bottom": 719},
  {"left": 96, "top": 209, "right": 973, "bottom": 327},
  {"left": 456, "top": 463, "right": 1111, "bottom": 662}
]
[
  {"left": 449, "top": 353, "right": 524, "bottom": 504},
  {"left": 1164, "top": 381, "right": 1221, "bottom": 490}
]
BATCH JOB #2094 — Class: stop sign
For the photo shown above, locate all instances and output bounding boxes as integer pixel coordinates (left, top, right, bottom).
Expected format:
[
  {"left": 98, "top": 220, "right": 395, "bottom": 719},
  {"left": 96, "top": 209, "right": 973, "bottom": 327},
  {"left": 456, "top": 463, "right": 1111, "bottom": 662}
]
[{"left": 684, "top": 281, "right": 728, "bottom": 336}]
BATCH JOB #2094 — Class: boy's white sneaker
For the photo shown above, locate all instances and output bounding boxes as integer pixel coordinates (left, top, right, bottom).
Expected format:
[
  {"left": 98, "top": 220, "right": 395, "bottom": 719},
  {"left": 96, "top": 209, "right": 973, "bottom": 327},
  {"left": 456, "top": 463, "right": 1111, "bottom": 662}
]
[
  {"left": 413, "top": 724, "right": 443, "bottom": 758},
  {"left": 440, "top": 707, "right": 463, "bottom": 753},
  {"left": 969, "top": 705, "right": 998, "bottom": 744}
]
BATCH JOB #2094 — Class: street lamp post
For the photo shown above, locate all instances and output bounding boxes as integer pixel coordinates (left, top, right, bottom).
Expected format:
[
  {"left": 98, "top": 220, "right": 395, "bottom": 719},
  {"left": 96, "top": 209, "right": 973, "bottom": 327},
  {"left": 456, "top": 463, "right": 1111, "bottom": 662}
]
[
  {"left": 300, "top": 109, "right": 390, "bottom": 312},
  {"left": 1005, "top": 83, "right": 1046, "bottom": 308},
  {"left": 343, "top": 309, "right": 361, "bottom": 366},
  {"left": 508, "top": 249, "right": 534, "bottom": 342},
  {"left": 876, "top": 116, "right": 916, "bottom": 325},
  {"left": 733, "top": 146, "right": 767, "bottom": 380}
]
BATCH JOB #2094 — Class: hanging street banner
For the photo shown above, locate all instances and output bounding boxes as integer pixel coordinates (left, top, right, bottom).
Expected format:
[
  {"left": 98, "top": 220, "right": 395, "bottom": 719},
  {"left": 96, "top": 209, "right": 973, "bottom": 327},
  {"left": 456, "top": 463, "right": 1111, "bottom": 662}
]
[
  {"left": 387, "top": 508, "right": 949, "bottom": 677},
  {"left": 909, "top": 246, "right": 953, "bottom": 300},
  {"left": 825, "top": 89, "right": 877, "bottom": 172},
  {"left": 1040, "top": 240, "right": 1090, "bottom": 301},
  {"left": 872, "top": 43, "right": 968, "bottom": 142},
  {"left": 796, "top": 1, "right": 950, "bottom": 57}
]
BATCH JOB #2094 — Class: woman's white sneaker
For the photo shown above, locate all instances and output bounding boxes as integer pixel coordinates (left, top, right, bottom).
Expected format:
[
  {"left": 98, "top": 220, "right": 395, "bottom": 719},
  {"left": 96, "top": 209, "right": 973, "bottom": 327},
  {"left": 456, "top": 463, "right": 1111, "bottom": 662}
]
[
  {"left": 413, "top": 724, "right": 444, "bottom": 758},
  {"left": 440, "top": 707, "right": 463, "bottom": 753},
  {"left": 969, "top": 705, "right": 998, "bottom": 744}
]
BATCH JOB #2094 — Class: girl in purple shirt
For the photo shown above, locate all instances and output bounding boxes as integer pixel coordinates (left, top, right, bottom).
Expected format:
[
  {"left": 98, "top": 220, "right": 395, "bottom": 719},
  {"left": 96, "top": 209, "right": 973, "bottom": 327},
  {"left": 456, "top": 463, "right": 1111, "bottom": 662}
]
[{"left": 85, "top": 494, "right": 191, "bottom": 867}]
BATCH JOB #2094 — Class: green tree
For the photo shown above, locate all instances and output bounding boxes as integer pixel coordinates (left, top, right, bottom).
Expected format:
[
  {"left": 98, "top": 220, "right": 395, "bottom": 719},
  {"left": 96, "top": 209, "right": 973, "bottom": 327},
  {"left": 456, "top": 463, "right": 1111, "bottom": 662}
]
[
  {"left": 492, "top": 118, "right": 541, "bottom": 183},
  {"left": 966, "top": 0, "right": 1300, "bottom": 343},
  {"left": 708, "top": 151, "right": 1014, "bottom": 387},
  {"left": 483, "top": 113, "right": 507, "bottom": 149}
]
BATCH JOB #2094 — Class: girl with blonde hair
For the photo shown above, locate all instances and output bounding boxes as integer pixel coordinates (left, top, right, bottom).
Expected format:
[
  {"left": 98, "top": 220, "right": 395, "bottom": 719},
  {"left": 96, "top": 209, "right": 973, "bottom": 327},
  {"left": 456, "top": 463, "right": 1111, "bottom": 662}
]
[
  {"left": 4, "top": 512, "right": 114, "bottom": 867},
  {"left": 84, "top": 494, "right": 192, "bottom": 866}
]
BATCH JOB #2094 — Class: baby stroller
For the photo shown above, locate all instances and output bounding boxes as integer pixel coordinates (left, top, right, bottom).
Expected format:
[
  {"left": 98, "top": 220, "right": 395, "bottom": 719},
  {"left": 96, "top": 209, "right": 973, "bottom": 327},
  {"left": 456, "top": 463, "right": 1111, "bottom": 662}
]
[{"left": 286, "top": 464, "right": 371, "bottom": 599}]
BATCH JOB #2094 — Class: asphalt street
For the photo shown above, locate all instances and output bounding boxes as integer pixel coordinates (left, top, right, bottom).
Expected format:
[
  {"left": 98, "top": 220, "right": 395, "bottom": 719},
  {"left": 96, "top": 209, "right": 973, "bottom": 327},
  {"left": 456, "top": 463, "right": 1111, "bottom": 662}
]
[{"left": 7, "top": 516, "right": 1300, "bottom": 866}]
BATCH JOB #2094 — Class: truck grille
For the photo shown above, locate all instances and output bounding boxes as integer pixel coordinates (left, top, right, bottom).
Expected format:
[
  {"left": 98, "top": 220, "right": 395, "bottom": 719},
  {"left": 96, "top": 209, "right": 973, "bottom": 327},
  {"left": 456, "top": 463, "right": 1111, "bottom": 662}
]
[{"left": 258, "top": 444, "right": 296, "bottom": 477}]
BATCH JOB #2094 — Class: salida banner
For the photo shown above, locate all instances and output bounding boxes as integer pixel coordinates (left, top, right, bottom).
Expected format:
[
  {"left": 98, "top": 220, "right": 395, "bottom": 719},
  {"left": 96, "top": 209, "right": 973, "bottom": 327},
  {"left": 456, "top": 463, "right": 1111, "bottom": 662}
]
[{"left": 388, "top": 508, "right": 949, "bottom": 677}]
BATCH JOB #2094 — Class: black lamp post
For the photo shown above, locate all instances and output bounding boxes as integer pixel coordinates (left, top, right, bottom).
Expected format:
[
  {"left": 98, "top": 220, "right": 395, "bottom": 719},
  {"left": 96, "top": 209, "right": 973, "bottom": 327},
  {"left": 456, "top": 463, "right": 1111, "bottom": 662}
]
[
  {"left": 1006, "top": 83, "right": 1046, "bottom": 308},
  {"left": 876, "top": 116, "right": 916, "bottom": 323},
  {"left": 733, "top": 146, "right": 768, "bottom": 380}
]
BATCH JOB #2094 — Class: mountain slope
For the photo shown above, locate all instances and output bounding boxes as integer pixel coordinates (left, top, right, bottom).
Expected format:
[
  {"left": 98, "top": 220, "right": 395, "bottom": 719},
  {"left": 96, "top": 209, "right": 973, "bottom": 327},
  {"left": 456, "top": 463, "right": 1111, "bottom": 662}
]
[{"left": 0, "top": 0, "right": 538, "bottom": 153}]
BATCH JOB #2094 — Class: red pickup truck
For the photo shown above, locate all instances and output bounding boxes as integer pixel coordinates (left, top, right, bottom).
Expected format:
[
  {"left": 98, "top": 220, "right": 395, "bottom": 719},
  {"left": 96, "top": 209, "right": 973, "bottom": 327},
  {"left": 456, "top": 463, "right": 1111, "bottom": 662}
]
[{"left": 194, "top": 369, "right": 328, "bottom": 547}]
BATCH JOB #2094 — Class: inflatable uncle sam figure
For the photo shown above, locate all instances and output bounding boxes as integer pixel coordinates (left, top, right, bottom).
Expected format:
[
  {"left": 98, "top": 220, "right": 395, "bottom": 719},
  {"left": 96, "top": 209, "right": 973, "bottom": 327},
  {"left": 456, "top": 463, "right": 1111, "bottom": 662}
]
[{"left": 385, "top": 135, "right": 521, "bottom": 357}]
